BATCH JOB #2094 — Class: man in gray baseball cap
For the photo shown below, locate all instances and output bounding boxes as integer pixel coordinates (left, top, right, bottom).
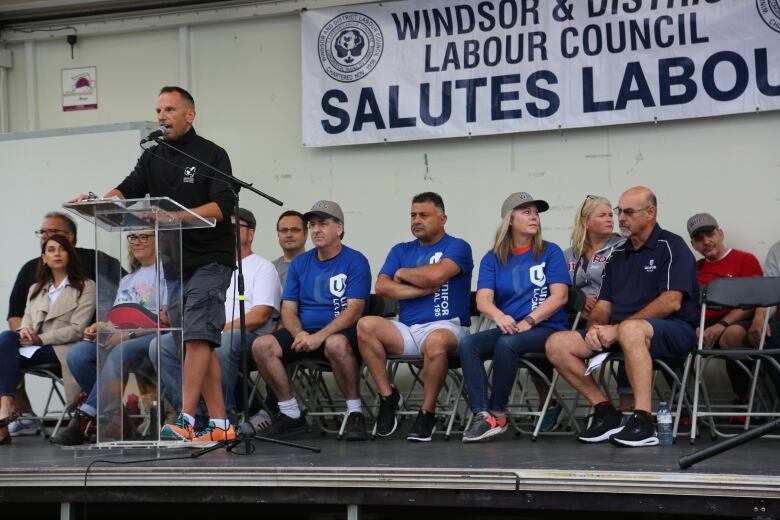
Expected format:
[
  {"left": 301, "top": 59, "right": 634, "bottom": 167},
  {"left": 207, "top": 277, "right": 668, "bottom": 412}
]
[
  {"left": 687, "top": 212, "right": 764, "bottom": 404},
  {"left": 252, "top": 199, "right": 372, "bottom": 441},
  {"left": 686, "top": 212, "right": 719, "bottom": 239}
]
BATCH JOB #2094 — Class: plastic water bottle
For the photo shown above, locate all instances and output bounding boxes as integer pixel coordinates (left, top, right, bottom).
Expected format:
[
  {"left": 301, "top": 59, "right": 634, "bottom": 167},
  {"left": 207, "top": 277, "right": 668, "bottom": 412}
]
[{"left": 657, "top": 401, "right": 673, "bottom": 446}]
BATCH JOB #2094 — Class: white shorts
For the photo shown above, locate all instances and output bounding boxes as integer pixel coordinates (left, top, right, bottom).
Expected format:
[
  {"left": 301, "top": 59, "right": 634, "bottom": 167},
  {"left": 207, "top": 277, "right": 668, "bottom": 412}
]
[{"left": 390, "top": 317, "right": 469, "bottom": 356}]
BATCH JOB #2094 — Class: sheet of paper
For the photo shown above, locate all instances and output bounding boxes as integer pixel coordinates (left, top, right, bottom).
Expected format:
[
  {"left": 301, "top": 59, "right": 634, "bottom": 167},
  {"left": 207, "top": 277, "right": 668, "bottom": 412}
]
[
  {"left": 585, "top": 351, "right": 610, "bottom": 376},
  {"left": 19, "top": 346, "right": 41, "bottom": 359}
]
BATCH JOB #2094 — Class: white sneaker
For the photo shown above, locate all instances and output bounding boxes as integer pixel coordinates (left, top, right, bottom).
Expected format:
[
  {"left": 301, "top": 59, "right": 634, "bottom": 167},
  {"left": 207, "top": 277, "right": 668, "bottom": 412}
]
[
  {"left": 249, "top": 410, "right": 273, "bottom": 431},
  {"left": 9, "top": 414, "right": 41, "bottom": 437}
]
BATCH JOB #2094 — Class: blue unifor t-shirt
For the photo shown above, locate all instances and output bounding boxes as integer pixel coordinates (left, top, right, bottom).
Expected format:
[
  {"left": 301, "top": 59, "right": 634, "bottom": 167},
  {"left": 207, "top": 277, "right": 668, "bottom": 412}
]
[
  {"left": 379, "top": 233, "right": 473, "bottom": 327},
  {"left": 282, "top": 245, "right": 371, "bottom": 331},
  {"left": 477, "top": 242, "right": 571, "bottom": 331}
]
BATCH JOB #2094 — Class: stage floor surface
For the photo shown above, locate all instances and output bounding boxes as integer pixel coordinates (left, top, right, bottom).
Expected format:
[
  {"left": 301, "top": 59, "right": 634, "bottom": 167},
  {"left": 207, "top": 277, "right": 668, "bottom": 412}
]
[{"left": 2, "top": 427, "right": 780, "bottom": 518}]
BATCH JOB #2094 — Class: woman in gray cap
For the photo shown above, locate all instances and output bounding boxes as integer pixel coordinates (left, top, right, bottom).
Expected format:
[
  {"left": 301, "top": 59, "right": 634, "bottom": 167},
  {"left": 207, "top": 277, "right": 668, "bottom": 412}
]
[{"left": 460, "top": 192, "right": 570, "bottom": 442}]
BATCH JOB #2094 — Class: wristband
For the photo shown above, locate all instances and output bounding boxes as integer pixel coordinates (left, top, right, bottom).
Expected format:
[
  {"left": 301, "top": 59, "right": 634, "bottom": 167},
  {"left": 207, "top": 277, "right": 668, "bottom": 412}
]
[{"left": 718, "top": 320, "right": 731, "bottom": 328}]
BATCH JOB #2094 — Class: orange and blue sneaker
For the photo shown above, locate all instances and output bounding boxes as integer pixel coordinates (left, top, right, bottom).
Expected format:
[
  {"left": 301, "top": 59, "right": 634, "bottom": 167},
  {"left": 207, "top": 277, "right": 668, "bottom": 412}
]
[
  {"left": 193, "top": 421, "right": 236, "bottom": 443},
  {"left": 462, "top": 412, "right": 508, "bottom": 443},
  {"left": 160, "top": 413, "right": 194, "bottom": 441}
]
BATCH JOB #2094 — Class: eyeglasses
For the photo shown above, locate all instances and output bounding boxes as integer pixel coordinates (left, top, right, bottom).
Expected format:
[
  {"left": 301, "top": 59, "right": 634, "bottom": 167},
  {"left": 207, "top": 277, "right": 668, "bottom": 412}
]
[
  {"left": 34, "top": 228, "right": 71, "bottom": 238},
  {"left": 126, "top": 234, "right": 154, "bottom": 244},
  {"left": 613, "top": 206, "right": 649, "bottom": 217},
  {"left": 278, "top": 227, "right": 303, "bottom": 234}
]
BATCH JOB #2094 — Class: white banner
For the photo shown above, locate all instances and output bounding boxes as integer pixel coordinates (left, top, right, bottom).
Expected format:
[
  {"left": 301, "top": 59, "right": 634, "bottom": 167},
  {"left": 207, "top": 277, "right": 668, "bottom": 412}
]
[{"left": 301, "top": 0, "right": 780, "bottom": 147}]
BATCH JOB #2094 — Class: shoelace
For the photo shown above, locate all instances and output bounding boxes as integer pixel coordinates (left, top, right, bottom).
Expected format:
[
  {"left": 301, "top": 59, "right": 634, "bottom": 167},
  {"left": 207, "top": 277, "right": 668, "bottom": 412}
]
[
  {"left": 195, "top": 422, "right": 216, "bottom": 436},
  {"left": 174, "top": 415, "right": 191, "bottom": 430}
]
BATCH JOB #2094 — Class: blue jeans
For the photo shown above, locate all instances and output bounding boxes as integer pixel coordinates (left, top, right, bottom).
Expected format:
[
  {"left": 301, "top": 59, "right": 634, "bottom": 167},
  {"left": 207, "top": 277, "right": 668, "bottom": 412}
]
[
  {"left": 0, "top": 330, "right": 58, "bottom": 397},
  {"left": 149, "top": 329, "right": 257, "bottom": 424},
  {"left": 459, "top": 327, "right": 555, "bottom": 413},
  {"left": 67, "top": 335, "right": 156, "bottom": 416}
]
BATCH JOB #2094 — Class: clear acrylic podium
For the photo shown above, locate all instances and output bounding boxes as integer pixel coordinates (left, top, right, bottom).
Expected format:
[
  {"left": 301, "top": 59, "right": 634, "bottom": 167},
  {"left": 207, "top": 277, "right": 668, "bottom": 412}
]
[{"left": 64, "top": 197, "right": 215, "bottom": 448}]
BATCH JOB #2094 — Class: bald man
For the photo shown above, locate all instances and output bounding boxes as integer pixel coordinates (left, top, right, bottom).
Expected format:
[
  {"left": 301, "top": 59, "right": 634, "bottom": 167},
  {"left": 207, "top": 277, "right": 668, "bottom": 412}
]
[{"left": 546, "top": 187, "right": 699, "bottom": 447}]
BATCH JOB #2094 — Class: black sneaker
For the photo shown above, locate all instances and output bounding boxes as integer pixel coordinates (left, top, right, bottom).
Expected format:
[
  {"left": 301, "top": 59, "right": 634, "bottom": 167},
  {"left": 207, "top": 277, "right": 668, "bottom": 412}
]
[
  {"left": 610, "top": 411, "right": 659, "bottom": 447},
  {"left": 51, "top": 410, "right": 94, "bottom": 446},
  {"left": 376, "top": 387, "right": 402, "bottom": 437},
  {"left": 407, "top": 410, "right": 436, "bottom": 442},
  {"left": 257, "top": 411, "right": 310, "bottom": 439},
  {"left": 577, "top": 404, "right": 623, "bottom": 443},
  {"left": 343, "top": 412, "right": 368, "bottom": 441}
]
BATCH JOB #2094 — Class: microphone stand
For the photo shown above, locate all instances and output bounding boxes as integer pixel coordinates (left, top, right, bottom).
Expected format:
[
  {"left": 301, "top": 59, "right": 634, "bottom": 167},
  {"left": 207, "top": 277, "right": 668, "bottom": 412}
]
[{"left": 151, "top": 136, "right": 320, "bottom": 455}]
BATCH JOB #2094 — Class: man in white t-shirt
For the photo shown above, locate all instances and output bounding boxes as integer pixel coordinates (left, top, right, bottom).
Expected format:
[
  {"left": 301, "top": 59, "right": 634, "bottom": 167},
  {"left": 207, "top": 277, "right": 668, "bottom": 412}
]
[
  {"left": 151, "top": 209, "right": 281, "bottom": 424},
  {"left": 218, "top": 208, "right": 281, "bottom": 421}
]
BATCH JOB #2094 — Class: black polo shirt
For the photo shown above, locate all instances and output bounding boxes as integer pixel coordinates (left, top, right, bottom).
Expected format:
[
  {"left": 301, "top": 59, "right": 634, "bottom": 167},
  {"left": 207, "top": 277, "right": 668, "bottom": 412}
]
[
  {"left": 598, "top": 224, "right": 699, "bottom": 325},
  {"left": 115, "top": 127, "right": 236, "bottom": 278}
]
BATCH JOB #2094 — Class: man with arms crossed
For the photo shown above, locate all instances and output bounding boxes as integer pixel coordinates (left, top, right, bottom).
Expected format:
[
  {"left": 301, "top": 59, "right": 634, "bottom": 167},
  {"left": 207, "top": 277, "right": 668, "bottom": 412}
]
[{"left": 358, "top": 192, "right": 473, "bottom": 442}]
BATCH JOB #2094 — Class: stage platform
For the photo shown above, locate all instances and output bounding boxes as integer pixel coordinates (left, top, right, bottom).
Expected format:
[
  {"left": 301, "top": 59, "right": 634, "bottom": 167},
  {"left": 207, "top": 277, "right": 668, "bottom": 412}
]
[{"left": 2, "top": 427, "right": 780, "bottom": 520}]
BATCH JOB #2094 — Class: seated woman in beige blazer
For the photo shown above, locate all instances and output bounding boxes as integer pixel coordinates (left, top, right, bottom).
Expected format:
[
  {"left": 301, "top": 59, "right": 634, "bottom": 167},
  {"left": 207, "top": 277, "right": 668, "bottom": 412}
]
[{"left": 0, "top": 234, "right": 95, "bottom": 444}]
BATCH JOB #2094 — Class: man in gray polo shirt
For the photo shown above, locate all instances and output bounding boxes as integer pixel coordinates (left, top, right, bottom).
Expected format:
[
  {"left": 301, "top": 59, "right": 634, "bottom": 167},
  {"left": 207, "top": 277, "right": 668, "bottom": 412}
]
[{"left": 272, "top": 210, "right": 307, "bottom": 288}]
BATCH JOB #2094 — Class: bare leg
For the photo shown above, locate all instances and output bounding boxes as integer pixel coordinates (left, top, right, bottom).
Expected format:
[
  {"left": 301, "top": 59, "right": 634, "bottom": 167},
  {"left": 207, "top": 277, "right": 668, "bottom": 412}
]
[
  {"left": 357, "top": 317, "right": 404, "bottom": 397},
  {"left": 200, "top": 350, "right": 226, "bottom": 420},
  {"left": 324, "top": 334, "right": 361, "bottom": 401},
  {"left": 252, "top": 335, "right": 293, "bottom": 401},
  {"left": 181, "top": 340, "right": 213, "bottom": 417},
  {"left": 617, "top": 319, "right": 654, "bottom": 412},
  {"left": 545, "top": 331, "right": 608, "bottom": 406},
  {"left": 420, "top": 330, "right": 458, "bottom": 413}
]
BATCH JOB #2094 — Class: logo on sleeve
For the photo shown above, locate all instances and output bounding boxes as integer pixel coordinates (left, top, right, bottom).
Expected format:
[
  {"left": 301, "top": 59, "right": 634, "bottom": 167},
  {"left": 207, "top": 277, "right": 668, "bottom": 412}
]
[
  {"left": 329, "top": 274, "right": 347, "bottom": 297},
  {"left": 529, "top": 263, "right": 547, "bottom": 287},
  {"left": 429, "top": 252, "right": 443, "bottom": 264},
  {"left": 183, "top": 166, "right": 196, "bottom": 184}
]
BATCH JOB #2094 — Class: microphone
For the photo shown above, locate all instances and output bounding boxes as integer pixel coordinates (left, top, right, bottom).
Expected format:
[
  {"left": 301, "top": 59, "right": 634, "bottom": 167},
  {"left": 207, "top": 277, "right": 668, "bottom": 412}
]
[{"left": 141, "top": 126, "right": 168, "bottom": 144}]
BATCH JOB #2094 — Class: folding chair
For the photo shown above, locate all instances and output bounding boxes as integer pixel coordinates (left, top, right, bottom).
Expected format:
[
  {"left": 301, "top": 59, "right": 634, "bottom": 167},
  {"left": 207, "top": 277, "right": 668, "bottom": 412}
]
[
  {"left": 20, "top": 363, "right": 70, "bottom": 438},
  {"left": 689, "top": 276, "right": 780, "bottom": 443},
  {"left": 368, "top": 293, "right": 473, "bottom": 440},
  {"left": 509, "top": 287, "right": 586, "bottom": 440},
  {"left": 290, "top": 294, "right": 396, "bottom": 439},
  {"left": 372, "top": 354, "right": 467, "bottom": 440}
]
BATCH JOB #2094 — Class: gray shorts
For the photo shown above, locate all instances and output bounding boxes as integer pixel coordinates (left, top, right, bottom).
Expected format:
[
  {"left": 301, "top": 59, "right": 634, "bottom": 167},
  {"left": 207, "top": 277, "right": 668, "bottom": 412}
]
[{"left": 168, "top": 262, "right": 233, "bottom": 347}]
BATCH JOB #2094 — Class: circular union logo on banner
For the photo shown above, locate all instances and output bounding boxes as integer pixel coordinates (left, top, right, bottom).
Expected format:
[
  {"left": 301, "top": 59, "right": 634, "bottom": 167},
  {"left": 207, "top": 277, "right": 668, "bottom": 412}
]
[
  {"left": 318, "top": 12, "right": 384, "bottom": 83},
  {"left": 757, "top": 0, "right": 780, "bottom": 33}
]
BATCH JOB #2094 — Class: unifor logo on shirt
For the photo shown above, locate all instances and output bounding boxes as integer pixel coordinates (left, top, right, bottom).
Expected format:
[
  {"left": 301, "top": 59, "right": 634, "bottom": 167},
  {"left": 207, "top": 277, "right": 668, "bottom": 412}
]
[
  {"left": 183, "top": 166, "right": 196, "bottom": 184},
  {"left": 529, "top": 262, "right": 548, "bottom": 311},
  {"left": 330, "top": 274, "right": 348, "bottom": 316},
  {"left": 428, "top": 251, "right": 449, "bottom": 318},
  {"left": 645, "top": 259, "right": 657, "bottom": 273}
]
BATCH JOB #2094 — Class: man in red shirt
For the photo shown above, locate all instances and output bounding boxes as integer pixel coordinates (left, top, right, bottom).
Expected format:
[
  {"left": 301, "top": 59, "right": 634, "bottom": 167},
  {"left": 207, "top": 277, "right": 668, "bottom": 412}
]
[{"left": 687, "top": 213, "right": 763, "bottom": 402}]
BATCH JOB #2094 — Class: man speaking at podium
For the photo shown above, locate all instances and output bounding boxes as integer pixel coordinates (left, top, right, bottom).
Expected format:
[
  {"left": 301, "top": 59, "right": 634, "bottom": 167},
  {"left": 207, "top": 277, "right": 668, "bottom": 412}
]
[{"left": 71, "top": 86, "right": 236, "bottom": 442}]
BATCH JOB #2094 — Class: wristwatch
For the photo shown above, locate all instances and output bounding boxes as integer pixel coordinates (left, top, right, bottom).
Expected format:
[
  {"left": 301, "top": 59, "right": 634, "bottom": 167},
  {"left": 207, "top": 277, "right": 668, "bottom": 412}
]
[
  {"left": 128, "top": 331, "right": 138, "bottom": 339},
  {"left": 524, "top": 316, "right": 536, "bottom": 327}
]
